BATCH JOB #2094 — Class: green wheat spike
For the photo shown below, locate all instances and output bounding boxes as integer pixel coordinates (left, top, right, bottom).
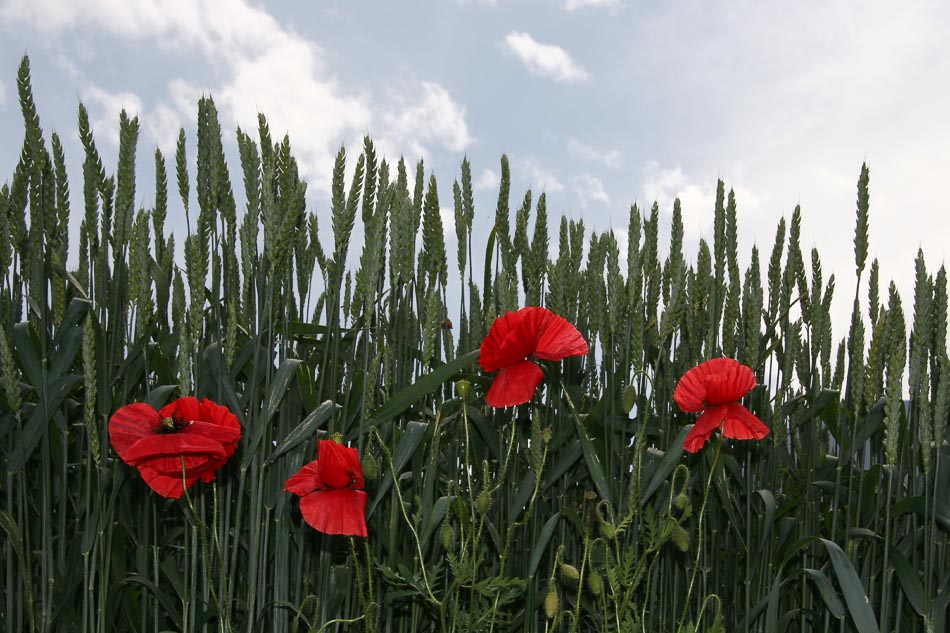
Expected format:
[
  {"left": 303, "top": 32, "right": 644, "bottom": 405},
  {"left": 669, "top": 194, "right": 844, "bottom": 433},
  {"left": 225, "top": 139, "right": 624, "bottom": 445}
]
[
  {"left": 933, "top": 266, "right": 947, "bottom": 363},
  {"left": 114, "top": 110, "right": 139, "bottom": 259},
  {"left": 848, "top": 300, "right": 866, "bottom": 412},
  {"left": 832, "top": 338, "right": 846, "bottom": 390},
  {"left": 740, "top": 246, "right": 762, "bottom": 369},
  {"left": 176, "top": 129, "right": 190, "bottom": 220},
  {"left": 361, "top": 136, "right": 379, "bottom": 223},
  {"left": 528, "top": 193, "right": 549, "bottom": 306},
  {"left": 606, "top": 231, "right": 623, "bottom": 342},
  {"left": 570, "top": 218, "right": 587, "bottom": 321},
  {"left": 864, "top": 310, "right": 887, "bottom": 414},
  {"left": 884, "top": 283, "right": 907, "bottom": 469},
  {"left": 934, "top": 352, "right": 949, "bottom": 451},
  {"left": 663, "top": 198, "right": 684, "bottom": 305},
  {"left": 0, "top": 325, "right": 21, "bottom": 421},
  {"left": 909, "top": 250, "right": 933, "bottom": 398},
  {"left": 422, "top": 289, "right": 440, "bottom": 366},
  {"left": 711, "top": 180, "right": 727, "bottom": 320},
  {"left": 919, "top": 359, "right": 934, "bottom": 475},
  {"left": 420, "top": 174, "right": 447, "bottom": 291},
  {"left": 82, "top": 315, "right": 99, "bottom": 465},
  {"left": 494, "top": 155, "right": 512, "bottom": 268},
  {"left": 153, "top": 150, "right": 168, "bottom": 262},
  {"left": 0, "top": 186, "right": 10, "bottom": 279},
  {"left": 296, "top": 213, "right": 316, "bottom": 321},
  {"left": 626, "top": 204, "right": 642, "bottom": 303},
  {"left": 513, "top": 189, "right": 531, "bottom": 272},
  {"left": 130, "top": 209, "right": 154, "bottom": 332},
  {"left": 726, "top": 189, "right": 740, "bottom": 286},
  {"left": 453, "top": 180, "right": 467, "bottom": 281},
  {"left": 854, "top": 163, "right": 870, "bottom": 277},
  {"left": 586, "top": 232, "right": 607, "bottom": 350},
  {"left": 50, "top": 132, "right": 70, "bottom": 323},
  {"left": 766, "top": 217, "right": 786, "bottom": 323},
  {"left": 389, "top": 158, "right": 410, "bottom": 288},
  {"left": 868, "top": 258, "right": 880, "bottom": 323},
  {"left": 548, "top": 216, "right": 570, "bottom": 316},
  {"left": 172, "top": 270, "right": 190, "bottom": 393},
  {"left": 820, "top": 274, "right": 835, "bottom": 384}
]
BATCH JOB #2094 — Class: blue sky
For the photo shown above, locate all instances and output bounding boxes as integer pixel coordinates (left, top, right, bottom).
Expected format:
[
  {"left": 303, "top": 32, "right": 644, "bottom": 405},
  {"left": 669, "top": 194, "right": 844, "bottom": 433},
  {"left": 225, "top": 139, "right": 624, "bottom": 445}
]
[{"left": 1, "top": 0, "right": 948, "bottom": 332}]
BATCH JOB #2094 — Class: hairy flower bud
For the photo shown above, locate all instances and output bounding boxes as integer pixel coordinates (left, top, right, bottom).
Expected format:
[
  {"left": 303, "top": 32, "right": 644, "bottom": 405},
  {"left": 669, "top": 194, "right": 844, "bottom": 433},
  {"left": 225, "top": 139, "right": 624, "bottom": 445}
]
[
  {"left": 440, "top": 522, "right": 455, "bottom": 550},
  {"left": 588, "top": 570, "right": 603, "bottom": 596},
  {"left": 361, "top": 453, "right": 378, "bottom": 482},
  {"left": 672, "top": 525, "right": 690, "bottom": 552},
  {"left": 544, "top": 590, "right": 559, "bottom": 619},
  {"left": 476, "top": 490, "right": 492, "bottom": 515},
  {"left": 560, "top": 563, "right": 579, "bottom": 583}
]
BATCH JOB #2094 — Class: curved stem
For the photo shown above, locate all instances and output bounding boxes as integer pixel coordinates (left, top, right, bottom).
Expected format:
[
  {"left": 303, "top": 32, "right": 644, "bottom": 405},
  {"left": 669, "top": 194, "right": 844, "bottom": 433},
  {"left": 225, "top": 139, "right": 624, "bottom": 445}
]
[{"left": 678, "top": 434, "right": 723, "bottom": 629}]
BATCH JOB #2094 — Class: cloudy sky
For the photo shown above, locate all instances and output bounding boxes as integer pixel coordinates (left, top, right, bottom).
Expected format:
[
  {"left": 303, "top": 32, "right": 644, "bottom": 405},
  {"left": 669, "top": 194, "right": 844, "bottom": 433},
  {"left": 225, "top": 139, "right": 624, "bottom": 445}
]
[{"left": 1, "top": 0, "right": 948, "bottom": 334}]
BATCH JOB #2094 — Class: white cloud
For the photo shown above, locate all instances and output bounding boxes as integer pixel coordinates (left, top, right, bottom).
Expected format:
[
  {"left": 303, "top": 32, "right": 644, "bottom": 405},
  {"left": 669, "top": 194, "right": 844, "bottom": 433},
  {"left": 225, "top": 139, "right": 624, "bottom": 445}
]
[
  {"left": 574, "top": 174, "right": 610, "bottom": 208},
  {"left": 564, "top": 0, "right": 621, "bottom": 11},
  {"left": 641, "top": 161, "right": 715, "bottom": 234},
  {"left": 2, "top": 0, "right": 470, "bottom": 191},
  {"left": 475, "top": 168, "right": 499, "bottom": 191},
  {"left": 378, "top": 81, "right": 472, "bottom": 163},
  {"left": 502, "top": 32, "right": 589, "bottom": 83},
  {"left": 567, "top": 137, "right": 623, "bottom": 169},
  {"left": 0, "top": 78, "right": 6, "bottom": 106},
  {"left": 515, "top": 156, "right": 564, "bottom": 192}
]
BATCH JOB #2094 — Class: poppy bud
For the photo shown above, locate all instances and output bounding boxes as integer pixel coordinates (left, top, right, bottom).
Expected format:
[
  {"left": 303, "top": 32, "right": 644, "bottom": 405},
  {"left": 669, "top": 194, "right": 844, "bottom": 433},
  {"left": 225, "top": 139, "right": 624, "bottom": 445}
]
[
  {"left": 600, "top": 522, "right": 616, "bottom": 540},
  {"left": 544, "top": 590, "right": 559, "bottom": 619},
  {"left": 672, "top": 525, "right": 690, "bottom": 552},
  {"left": 476, "top": 490, "right": 492, "bottom": 515},
  {"left": 560, "top": 563, "right": 579, "bottom": 584},
  {"left": 584, "top": 490, "right": 598, "bottom": 502},
  {"left": 588, "top": 570, "right": 603, "bottom": 596},
  {"left": 440, "top": 522, "right": 455, "bottom": 550},
  {"left": 541, "top": 427, "right": 553, "bottom": 443},
  {"left": 456, "top": 379, "right": 472, "bottom": 400},
  {"left": 330, "top": 433, "right": 344, "bottom": 445},
  {"left": 622, "top": 384, "right": 637, "bottom": 414},
  {"left": 673, "top": 492, "right": 689, "bottom": 512},
  {"left": 361, "top": 453, "right": 378, "bottom": 482},
  {"left": 441, "top": 319, "right": 453, "bottom": 329}
]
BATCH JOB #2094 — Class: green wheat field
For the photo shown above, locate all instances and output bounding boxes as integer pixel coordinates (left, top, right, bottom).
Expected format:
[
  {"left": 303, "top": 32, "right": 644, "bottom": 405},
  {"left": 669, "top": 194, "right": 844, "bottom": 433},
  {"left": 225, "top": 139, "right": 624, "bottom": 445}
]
[{"left": 1, "top": 54, "right": 948, "bottom": 632}]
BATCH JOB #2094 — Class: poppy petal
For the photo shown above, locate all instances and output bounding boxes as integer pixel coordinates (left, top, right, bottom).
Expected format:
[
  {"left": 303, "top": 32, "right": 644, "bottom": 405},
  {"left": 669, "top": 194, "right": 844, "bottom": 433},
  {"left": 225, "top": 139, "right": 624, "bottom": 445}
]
[
  {"left": 533, "top": 312, "right": 589, "bottom": 361},
  {"left": 179, "top": 421, "right": 242, "bottom": 451},
  {"left": 285, "top": 460, "right": 325, "bottom": 495},
  {"left": 479, "top": 308, "right": 544, "bottom": 372},
  {"left": 299, "top": 489, "right": 368, "bottom": 537},
  {"left": 122, "top": 433, "right": 229, "bottom": 464},
  {"left": 682, "top": 405, "right": 728, "bottom": 453},
  {"left": 484, "top": 360, "right": 544, "bottom": 408},
  {"left": 136, "top": 464, "right": 201, "bottom": 499},
  {"left": 314, "top": 440, "right": 364, "bottom": 489},
  {"left": 674, "top": 358, "right": 755, "bottom": 411},
  {"left": 109, "top": 403, "right": 162, "bottom": 461},
  {"left": 721, "top": 403, "right": 770, "bottom": 441},
  {"left": 703, "top": 361, "right": 755, "bottom": 406}
]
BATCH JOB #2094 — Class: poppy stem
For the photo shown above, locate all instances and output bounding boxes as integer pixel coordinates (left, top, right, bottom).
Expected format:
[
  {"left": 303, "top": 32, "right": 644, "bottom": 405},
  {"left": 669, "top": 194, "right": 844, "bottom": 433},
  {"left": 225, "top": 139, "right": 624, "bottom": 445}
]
[{"left": 678, "top": 433, "right": 723, "bottom": 629}]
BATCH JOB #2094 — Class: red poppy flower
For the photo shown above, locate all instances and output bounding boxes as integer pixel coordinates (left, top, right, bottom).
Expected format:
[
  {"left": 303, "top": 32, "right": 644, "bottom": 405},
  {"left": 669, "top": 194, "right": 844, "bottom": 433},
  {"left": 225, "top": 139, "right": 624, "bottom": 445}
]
[
  {"left": 285, "top": 439, "right": 368, "bottom": 537},
  {"left": 673, "top": 358, "right": 770, "bottom": 453},
  {"left": 109, "top": 397, "right": 242, "bottom": 498},
  {"left": 479, "top": 306, "right": 589, "bottom": 407}
]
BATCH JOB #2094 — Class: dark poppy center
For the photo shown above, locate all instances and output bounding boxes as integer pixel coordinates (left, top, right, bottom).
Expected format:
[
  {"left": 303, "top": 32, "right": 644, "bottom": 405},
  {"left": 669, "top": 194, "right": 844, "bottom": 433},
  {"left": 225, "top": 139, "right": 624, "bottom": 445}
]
[{"left": 159, "top": 416, "right": 189, "bottom": 433}]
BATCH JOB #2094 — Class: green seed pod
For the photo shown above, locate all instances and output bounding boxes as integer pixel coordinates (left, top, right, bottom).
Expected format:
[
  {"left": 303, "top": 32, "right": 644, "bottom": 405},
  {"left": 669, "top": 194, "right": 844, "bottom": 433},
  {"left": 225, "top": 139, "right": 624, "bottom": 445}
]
[
  {"left": 560, "top": 563, "right": 580, "bottom": 583},
  {"left": 361, "top": 453, "right": 378, "bottom": 482},
  {"left": 456, "top": 379, "right": 472, "bottom": 400},
  {"left": 476, "top": 490, "right": 492, "bottom": 515},
  {"left": 544, "top": 590, "right": 559, "bottom": 619},
  {"left": 588, "top": 570, "right": 603, "bottom": 596}
]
